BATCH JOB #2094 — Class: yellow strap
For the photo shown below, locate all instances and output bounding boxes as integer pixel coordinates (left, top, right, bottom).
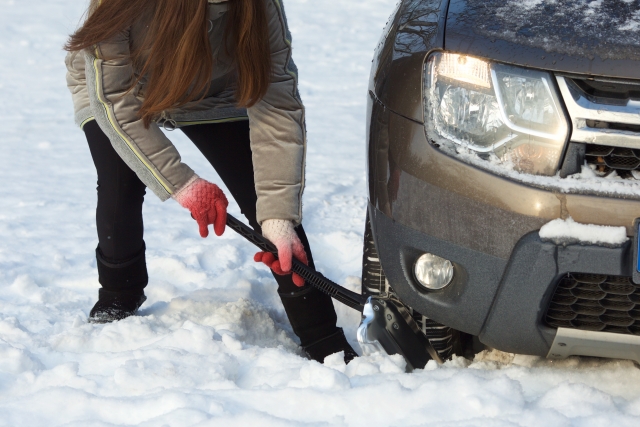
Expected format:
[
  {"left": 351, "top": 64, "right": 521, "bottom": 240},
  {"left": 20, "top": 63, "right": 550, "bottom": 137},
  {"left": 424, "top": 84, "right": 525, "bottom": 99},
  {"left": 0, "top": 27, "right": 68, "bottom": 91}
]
[
  {"left": 80, "top": 117, "right": 95, "bottom": 130},
  {"left": 92, "top": 55, "right": 173, "bottom": 194},
  {"left": 175, "top": 117, "right": 249, "bottom": 127}
]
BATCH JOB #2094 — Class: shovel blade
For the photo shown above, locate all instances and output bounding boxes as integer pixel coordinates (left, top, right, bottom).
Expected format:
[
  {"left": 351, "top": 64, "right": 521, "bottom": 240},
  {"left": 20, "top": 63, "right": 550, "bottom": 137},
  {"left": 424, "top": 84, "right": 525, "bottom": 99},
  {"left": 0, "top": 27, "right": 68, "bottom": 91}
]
[{"left": 357, "top": 296, "right": 443, "bottom": 370}]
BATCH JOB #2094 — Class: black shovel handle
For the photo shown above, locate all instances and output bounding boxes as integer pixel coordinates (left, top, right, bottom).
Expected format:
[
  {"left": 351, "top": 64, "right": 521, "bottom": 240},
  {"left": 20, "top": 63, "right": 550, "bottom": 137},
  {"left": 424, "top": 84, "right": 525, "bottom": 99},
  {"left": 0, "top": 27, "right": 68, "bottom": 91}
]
[{"left": 226, "top": 214, "right": 367, "bottom": 311}]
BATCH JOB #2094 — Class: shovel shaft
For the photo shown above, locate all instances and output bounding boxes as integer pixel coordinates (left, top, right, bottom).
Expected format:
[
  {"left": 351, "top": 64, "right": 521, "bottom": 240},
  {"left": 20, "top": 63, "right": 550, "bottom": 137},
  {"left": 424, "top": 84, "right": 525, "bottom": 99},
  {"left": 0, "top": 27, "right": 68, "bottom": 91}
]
[
  {"left": 226, "top": 214, "right": 367, "bottom": 311},
  {"left": 226, "top": 214, "right": 442, "bottom": 366}
]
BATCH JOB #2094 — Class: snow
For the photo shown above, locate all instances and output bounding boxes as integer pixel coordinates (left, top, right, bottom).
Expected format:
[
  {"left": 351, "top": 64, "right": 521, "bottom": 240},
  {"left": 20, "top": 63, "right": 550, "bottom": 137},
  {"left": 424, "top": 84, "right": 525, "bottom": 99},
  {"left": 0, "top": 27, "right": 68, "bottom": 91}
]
[
  {"left": 516, "top": 0, "right": 547, "bottom": 9},
  {"left": 469, "top": 0, "right": 640, "bottom": 61},
  {"left": 619, "top": 10, "right": 640, "bottom": 31},
  {"left": 2, "top": 0, "right": 640, "bottom": 425},
  {"left": 439, "top": 143, "right": 640, "bottom": 199},
  {"left": 539, "top": 217, "right": 629, "bottom": 247}
]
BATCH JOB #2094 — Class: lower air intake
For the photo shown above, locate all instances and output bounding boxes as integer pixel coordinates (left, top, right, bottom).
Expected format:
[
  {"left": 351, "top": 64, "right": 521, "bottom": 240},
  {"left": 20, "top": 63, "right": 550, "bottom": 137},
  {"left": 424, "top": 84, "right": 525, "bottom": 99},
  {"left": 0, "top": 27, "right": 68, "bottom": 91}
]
[{"left": 545, "top": 273, "right": 640, "bottom": 336}]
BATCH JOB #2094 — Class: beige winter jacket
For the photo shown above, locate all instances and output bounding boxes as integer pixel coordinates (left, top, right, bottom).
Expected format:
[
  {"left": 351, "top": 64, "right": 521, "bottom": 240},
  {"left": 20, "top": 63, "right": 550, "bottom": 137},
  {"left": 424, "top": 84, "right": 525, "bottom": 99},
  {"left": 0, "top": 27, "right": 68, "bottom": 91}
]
[{"left": 65, "top": 0, "right": 306, "bottom": 225}]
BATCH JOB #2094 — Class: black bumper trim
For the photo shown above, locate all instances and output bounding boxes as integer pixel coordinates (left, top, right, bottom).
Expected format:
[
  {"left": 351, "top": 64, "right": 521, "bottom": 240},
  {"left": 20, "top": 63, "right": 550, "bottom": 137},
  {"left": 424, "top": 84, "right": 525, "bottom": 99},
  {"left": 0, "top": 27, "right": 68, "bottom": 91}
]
[{"left": 370, "top": 203, "right": 634, "bottom": 356}]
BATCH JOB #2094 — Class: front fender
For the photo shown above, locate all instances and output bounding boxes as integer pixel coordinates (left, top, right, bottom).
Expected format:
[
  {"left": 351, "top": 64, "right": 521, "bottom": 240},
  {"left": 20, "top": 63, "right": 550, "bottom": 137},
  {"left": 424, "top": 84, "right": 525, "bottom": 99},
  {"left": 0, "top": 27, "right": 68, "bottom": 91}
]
[{"left": 369, "top": 0, "right": 450, "bottom": 123}]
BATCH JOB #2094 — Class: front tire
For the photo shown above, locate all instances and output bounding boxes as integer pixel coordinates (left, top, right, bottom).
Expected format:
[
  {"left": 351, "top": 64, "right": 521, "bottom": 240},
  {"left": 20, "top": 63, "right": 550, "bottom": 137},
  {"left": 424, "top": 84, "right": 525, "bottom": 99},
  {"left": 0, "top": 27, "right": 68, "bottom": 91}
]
[{"left": 361, "top": 211, "right": 478, "bottom": 360}]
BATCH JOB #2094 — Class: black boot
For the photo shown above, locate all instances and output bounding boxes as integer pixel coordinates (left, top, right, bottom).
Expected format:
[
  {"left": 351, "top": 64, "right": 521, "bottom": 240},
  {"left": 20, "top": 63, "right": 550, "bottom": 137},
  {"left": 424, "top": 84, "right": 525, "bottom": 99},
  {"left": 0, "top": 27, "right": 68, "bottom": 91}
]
[
  {"left": 89, "top": 289, "right": 147, "bottom": 323},
  {"left": 279, "top": 286, "right": 358, "bottom": 363},
  {"left": 304, "top": 328, "right": 358, "bottom": 364},
  {"left": 89, "top": 245, "right": 148, "bottom": 324}
]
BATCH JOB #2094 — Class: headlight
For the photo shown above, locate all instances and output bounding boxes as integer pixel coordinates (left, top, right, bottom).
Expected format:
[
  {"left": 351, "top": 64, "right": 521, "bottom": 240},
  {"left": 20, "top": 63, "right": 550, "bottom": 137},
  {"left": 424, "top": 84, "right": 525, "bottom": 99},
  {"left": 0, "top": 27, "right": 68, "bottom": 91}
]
[{"left": 425, "top": 52, "right": 569, "bottom": 176}]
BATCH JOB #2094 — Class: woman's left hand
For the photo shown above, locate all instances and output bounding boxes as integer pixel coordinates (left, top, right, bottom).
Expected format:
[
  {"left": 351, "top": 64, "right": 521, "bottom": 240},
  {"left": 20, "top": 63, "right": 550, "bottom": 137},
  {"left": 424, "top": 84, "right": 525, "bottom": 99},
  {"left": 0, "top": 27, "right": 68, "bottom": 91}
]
[{"left": 254, "top": 219, "right": 308, "bottom": 287}]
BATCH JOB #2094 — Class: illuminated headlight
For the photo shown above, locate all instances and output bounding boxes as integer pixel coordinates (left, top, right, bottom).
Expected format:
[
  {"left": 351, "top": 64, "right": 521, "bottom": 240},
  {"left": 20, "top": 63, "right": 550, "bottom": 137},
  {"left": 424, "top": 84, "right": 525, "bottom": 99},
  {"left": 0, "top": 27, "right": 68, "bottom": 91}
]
[
  {"left": 414, "top": 253, "right": 454, "bottom": 290},
  {"left": 424, "top": 52, "right": 569, "bottom": 175}
]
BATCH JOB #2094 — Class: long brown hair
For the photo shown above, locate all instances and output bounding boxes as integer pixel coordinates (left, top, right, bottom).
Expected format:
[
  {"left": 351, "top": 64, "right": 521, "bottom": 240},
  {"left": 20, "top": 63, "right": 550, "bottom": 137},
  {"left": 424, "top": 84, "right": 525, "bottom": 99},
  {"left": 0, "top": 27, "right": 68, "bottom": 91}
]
[{"left": 65, "top": 0, "right": 271, "bottom": 127}]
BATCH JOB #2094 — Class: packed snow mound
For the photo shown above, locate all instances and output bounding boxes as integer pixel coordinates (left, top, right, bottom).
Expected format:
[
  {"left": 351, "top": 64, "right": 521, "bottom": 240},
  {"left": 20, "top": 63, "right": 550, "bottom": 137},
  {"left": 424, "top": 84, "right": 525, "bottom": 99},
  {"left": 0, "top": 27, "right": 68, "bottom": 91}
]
[
  {"left": 539, "top": 217, "right": 629, "bottom": 247},
  {"left": 2, "top": 0, "right": 640, "bottom": 425}
]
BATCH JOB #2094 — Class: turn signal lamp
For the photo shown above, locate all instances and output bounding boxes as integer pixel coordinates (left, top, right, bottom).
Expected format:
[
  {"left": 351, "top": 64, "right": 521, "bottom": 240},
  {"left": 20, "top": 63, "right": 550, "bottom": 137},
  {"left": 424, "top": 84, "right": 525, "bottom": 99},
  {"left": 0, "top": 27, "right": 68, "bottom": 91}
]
[{"left": 437, "top": 53, "right": 491, "bottom": 89}]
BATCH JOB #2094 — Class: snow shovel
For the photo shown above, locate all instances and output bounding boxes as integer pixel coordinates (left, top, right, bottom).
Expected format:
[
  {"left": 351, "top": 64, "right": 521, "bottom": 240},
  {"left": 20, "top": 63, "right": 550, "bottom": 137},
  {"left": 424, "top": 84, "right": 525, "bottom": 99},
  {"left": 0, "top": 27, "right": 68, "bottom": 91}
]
[{"left": 226, "top": 214, "right": 443, "bottom": 369}]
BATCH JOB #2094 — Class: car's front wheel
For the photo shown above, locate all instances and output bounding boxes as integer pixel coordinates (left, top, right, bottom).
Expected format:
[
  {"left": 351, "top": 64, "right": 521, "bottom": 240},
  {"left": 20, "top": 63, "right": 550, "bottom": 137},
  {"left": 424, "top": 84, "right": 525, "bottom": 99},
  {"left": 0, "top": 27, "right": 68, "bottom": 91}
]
[{"left": 361, "top": 211, "right": 478, "bottom": 360}]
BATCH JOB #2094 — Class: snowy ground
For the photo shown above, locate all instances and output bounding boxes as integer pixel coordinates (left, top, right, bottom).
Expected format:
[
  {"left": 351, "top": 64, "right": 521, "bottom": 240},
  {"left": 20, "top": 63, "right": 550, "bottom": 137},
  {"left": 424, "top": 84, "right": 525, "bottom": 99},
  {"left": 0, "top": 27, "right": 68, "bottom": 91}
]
[{"left": 2, "top": 0, "right": 640, "bottom": 425}]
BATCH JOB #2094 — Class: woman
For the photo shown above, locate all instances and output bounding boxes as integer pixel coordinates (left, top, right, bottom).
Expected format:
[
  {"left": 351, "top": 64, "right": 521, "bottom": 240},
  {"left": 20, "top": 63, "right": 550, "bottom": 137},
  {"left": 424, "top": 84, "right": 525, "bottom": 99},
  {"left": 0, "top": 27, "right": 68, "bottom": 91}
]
[{"left": 64, "top": 0, "right": 356, "bottom": 363}]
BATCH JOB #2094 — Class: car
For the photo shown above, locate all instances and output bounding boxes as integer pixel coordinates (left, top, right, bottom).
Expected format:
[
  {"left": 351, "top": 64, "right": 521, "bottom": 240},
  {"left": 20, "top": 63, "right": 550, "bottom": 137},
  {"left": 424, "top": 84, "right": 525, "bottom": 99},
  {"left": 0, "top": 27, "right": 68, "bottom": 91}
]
[{"left": 361, "top": 0, "right": 640, "bottom": 364}]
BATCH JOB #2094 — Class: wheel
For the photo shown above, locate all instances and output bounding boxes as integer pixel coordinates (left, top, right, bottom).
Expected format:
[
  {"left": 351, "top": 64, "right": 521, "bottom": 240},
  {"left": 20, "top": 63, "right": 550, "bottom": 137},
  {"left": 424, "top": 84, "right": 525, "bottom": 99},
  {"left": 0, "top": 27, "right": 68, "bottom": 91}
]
[
  {"left": 361, "top": 211, "right": 479, "bottom": 360},
  {"left": 361, "top": 211, "right": 388, "bottom": 297}
]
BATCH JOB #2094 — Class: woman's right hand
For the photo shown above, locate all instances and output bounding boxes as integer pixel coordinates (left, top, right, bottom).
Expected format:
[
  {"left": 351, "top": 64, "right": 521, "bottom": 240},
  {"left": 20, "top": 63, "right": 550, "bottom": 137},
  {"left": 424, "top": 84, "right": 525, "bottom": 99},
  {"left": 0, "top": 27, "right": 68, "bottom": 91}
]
[
  {"left": 254, "top": 219, "right": 308, "bottom": 287},
  {"left": 173, "top": 177, "right": 228, "bottom": 237}
]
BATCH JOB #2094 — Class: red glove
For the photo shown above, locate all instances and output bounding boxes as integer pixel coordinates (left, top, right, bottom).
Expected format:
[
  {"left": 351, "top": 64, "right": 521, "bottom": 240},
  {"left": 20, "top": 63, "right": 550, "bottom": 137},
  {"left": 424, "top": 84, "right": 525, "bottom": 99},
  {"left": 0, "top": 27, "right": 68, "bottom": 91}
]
[
  {"left": 173, "top": 177, "right": 228, "bottom": 237},
  {"left": 254, "top": 219, "right": 308, "bottom": 287}
]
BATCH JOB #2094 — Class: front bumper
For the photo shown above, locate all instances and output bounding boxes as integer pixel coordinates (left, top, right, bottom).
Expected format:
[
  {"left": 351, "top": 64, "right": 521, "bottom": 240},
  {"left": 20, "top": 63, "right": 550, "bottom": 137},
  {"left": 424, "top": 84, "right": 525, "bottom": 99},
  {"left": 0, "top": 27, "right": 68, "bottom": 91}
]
[{"left": 370, "top": 203, "right": 635, "bottom": 357}]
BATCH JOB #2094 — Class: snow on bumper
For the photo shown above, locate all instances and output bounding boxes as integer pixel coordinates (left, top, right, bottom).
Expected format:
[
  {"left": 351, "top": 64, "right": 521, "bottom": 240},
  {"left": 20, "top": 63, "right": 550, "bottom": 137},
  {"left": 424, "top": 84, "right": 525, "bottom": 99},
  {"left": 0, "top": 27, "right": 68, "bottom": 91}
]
[{"left": 539, "top": 217, "right": 628, "bottom": 247}]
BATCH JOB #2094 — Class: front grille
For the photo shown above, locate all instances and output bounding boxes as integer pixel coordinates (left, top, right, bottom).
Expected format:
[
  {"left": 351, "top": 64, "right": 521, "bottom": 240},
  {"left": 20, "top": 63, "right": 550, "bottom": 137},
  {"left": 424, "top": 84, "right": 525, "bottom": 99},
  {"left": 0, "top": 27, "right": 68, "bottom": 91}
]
[
  {"left": 585, "top": 144, "right": 640, "bottom": 178},
  {"left": 571, "top": 78, "right": 640, "bottom": 104},
  {"left": 556, "top": 76, "right": 640, "bottom": 179},
  {"left": 545, "top": 273, "right": 640, "bottom": 336}
]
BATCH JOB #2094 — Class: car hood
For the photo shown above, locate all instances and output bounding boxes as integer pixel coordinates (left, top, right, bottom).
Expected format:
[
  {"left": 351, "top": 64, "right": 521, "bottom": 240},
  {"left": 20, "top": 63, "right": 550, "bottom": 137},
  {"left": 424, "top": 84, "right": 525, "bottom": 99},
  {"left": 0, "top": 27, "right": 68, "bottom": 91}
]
[{"left": 445, "top": 0, "right": 640, "bottom": 80}]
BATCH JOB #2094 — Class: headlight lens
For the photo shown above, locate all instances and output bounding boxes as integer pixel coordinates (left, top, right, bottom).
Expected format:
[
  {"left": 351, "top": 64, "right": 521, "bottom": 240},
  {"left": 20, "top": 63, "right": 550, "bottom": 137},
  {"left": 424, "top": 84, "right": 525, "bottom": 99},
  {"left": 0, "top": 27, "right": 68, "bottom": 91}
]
[{"left": 425, "top": 52, "right": 569, "bottom": 175}]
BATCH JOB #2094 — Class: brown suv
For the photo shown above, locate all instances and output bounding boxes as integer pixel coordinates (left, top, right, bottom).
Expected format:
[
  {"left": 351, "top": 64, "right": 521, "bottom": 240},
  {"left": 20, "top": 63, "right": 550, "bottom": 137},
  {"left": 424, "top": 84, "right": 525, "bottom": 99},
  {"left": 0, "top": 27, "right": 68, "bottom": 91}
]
[{"left": 360, "top": 0, "right": 640, "bottom": 363}]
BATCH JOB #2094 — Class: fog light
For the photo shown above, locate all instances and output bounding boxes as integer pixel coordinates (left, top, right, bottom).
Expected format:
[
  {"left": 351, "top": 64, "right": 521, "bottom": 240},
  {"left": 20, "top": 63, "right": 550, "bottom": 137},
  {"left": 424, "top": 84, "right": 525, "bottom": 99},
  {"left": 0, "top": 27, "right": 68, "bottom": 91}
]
[{"left": 414, "top": 253, "right": 454, "bottom": 290}]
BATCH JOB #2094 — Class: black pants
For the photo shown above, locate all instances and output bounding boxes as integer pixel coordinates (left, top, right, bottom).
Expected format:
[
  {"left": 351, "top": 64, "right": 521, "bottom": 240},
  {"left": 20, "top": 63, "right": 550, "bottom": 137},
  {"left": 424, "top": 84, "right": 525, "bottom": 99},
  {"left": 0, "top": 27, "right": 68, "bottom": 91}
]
[{"left": 83, "top": 119, "right": 314, "bottom": 294}]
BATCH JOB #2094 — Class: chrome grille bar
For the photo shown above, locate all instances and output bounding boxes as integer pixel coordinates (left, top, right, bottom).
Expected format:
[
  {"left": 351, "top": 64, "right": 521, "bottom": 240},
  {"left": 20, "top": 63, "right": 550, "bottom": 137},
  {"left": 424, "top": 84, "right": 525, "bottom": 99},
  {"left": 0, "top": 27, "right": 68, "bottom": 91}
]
[{"left": 556, "top": 76, "right": 640, "bottom": 149}]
